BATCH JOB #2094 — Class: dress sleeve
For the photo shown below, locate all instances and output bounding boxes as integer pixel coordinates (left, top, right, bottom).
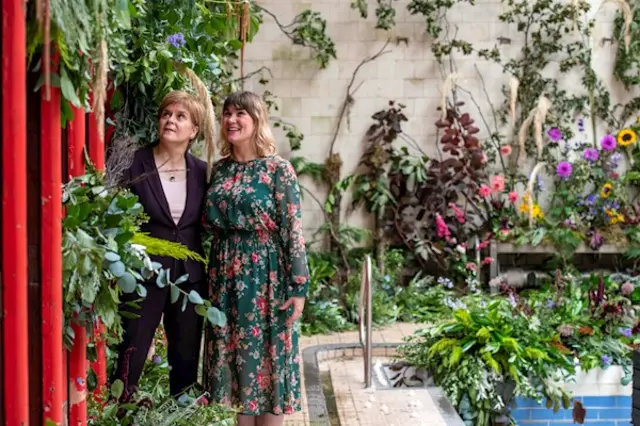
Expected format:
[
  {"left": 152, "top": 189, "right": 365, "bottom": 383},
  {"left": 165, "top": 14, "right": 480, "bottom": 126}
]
[{"left": 275, "top": 160, "right": 310, "bottom": 298}]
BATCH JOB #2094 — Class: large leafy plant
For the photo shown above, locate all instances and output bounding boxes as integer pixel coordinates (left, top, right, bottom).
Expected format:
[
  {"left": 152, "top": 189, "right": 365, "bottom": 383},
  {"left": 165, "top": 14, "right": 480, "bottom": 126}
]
[
  {"left": 63, "top": 169, "right": 225, "bottom": 347},
  {"left": 400, "top": 298, "right": 575, "bottom": 426}
]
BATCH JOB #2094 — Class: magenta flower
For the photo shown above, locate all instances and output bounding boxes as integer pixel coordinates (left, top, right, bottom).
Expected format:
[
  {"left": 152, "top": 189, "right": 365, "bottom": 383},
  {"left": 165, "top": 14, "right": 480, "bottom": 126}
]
[
  {"left": 556, "top": 161, "right": 573, "bottom": 178},
  {"left": 547, "top": 128, "right": 563, "bottom": 141},
  {"left": 583, "top": 147, "right": 599, "bottom": 162},
  {"left": 600, "top": 134, "right": 616, "bottom": 151}
]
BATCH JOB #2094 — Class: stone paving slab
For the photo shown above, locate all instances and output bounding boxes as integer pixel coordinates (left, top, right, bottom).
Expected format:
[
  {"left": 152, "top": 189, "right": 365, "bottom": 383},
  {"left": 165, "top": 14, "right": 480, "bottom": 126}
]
[
  {"left": 326, "top": 357, "right": 448, "bottom": 426},
  {"left": 284, "top": 323, "right": 429, "bottom": 426}
]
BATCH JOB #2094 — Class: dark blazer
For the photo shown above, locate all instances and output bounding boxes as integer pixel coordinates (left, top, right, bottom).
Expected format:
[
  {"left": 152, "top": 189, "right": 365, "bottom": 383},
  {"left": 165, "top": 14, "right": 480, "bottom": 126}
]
[{"left": 121, "top": 145, "right": 207, "bottom": 283}]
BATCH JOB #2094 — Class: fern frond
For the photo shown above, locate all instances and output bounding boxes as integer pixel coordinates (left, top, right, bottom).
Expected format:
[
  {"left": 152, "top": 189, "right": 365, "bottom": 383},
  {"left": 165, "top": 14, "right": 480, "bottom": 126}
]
[{"left": 132, "top": 233, "right": 206, "bottom": 264}]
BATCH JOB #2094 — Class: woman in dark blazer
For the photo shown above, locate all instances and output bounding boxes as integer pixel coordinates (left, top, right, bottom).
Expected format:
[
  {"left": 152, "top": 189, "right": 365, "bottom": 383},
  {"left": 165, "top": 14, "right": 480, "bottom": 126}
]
[{"left": 113, "top": 90, "right": 209, "bottom": 399}]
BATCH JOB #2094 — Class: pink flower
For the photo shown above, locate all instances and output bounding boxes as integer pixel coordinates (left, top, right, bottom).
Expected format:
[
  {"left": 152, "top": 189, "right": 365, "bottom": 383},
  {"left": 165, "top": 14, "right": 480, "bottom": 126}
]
[
  {"left": 478, "top": 240, "right": 490, "bottom": 250},
  {"left": 248, "top": 400, "right": 259, "bottom": 412},
  {"left": 479, "top": 185, "right": 492, "bottom": 198},
  {"left": 508, "top": 191, "right": 518, "bottom": 203},
  {"left": 490, "top": 175, "right": 505, "bottom": 193},
  {"left": 466, "top": 263, "right": 477, "bottom": 271},
  {"left": 500, "top": 145, "right": 512, "bottom": 156},
  {"left": 448, "top": 202, "right": 466, "bottom": 223},
  {"left": 435, "top": 213, "right": 451, "bottom": 241},
  {"left": 482, "top": 257, "right": 494, "bottom": 265}
]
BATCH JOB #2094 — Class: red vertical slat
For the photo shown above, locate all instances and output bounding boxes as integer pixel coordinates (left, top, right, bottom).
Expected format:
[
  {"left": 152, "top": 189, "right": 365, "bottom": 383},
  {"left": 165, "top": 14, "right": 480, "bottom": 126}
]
[
  {"left": 68, "top": 105, "right": 88, "bottom": 425},
  {"left": 41, "top": 52, "right": 64, "bottom": 425},
  {"left": 1, "top": 0, "right": 30, "bottom": 424},
  {"left": 87, "top": 93, "right": 108, "bottom": 396}
]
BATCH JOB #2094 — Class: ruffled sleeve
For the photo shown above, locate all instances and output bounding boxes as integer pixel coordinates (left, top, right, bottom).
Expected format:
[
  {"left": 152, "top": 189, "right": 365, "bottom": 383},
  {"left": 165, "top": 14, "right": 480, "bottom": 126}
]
[{"left": 275, "top": 159, "right": 310, "bottom": 298}]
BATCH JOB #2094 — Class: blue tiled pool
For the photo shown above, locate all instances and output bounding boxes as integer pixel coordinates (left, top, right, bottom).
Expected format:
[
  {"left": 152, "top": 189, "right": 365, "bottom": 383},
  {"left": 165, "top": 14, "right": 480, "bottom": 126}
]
[{"left": 513, "top": 395, "right": 631, "bottom": 426}]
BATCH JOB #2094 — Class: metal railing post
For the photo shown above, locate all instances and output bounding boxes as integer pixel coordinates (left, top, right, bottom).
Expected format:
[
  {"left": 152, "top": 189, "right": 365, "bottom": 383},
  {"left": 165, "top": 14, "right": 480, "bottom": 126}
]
[{"left": 359, "top": 255, "right": 373, "bottom": 388}]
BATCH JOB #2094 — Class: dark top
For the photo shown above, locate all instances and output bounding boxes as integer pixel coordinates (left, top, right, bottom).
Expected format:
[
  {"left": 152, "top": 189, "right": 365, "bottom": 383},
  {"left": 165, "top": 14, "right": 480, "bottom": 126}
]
[{"left": 121, "top": 145, "right": 207, "bottom": 283}]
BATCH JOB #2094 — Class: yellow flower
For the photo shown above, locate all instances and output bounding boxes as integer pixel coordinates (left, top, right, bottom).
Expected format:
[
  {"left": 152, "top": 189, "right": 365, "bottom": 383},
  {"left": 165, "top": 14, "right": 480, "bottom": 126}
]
[
  {"left": 519, "top": 203, "right": 530, "bottom": 214},
  {"left": 532, "top": 204, "right": 544, "bottom": 220},
  {"left": 610, "top": 214, "right": 625, "bottom": 225},
  {"left": 600, "top": 183, "right": 613, "bottom": 199},
  {"left": 617, "top": 128, "right": 637, "bottom": 147}
]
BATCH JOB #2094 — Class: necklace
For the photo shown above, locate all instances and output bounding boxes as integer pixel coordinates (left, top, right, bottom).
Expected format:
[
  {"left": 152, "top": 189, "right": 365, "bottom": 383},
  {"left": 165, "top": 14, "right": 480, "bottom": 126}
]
[{"left": 160, "top": 167, "right": 185, "bottom": 182}]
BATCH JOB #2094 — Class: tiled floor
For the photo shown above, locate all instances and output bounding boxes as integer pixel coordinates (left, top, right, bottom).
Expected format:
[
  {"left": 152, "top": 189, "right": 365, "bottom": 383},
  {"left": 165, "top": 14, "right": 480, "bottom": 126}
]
[{"left": 284, "top": 322, "right": 432, "bottom": 426}]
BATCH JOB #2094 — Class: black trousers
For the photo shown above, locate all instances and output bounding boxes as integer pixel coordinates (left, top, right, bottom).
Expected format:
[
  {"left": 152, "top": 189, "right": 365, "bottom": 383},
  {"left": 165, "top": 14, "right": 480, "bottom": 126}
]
[{"left": 113, "top": 263, "right": 205, "bottom": 398}]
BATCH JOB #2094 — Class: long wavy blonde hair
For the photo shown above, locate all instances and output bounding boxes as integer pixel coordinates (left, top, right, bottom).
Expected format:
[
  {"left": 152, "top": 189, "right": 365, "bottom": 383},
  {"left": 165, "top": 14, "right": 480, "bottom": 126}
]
[{"left": 219, "top": 91, "right": 276, "bottom": 158}]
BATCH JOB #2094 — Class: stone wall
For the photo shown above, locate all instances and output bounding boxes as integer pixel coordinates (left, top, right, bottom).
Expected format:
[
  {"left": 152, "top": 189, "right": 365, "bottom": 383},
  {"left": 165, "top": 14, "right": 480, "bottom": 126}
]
[{"left": 241, "top": 0, "right": 627, "bottom": 244}]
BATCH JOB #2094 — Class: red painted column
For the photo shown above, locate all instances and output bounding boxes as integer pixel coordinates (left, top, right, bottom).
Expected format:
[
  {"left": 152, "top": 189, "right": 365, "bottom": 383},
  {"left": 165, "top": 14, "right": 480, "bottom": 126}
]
[
  {"left": 68, "top": 324, "right": 87, "bottom": 425},
  {"left": 67, "top": 107, "right": 86, "bottom": 178},
  {"left": 41, "top": 53, "right": 64, "bottom": 425},
  {"left": 87, "top": 94, "right": 108, "bottom": 396},
  {"left": 68, "top": 105, "right": 87, "bottom": 425},
  {"left": 2, "top": 0, "right": 30, "bottom": 424},
  {"left": 88, "top": 93, "right": 105, "bottom": 169}
]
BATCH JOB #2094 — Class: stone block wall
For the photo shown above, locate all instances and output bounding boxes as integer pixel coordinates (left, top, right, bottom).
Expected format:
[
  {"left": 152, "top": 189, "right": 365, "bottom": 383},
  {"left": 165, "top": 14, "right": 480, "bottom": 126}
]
[{"left": 241, "top": 0, "right": 626, "bottom": 241}]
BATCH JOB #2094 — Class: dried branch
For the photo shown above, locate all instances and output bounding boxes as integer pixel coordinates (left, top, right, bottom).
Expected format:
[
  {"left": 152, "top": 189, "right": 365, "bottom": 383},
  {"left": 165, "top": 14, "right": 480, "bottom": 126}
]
[{"left": 329, "top": 39, "right": 392, "bottom": 155}]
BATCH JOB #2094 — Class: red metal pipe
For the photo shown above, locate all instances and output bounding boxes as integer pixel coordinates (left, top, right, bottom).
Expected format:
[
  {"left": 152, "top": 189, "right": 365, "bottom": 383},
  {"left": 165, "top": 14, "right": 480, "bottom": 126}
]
[
  {"left": 41, "top": 53, "right": 64, "bottom": 425},
  {"left": 91, "top": 322, "right": 107, "bottom": 399},
  {"left": 67, "top": 106, "right": 86, "bottom": 177},
  {"left": 87, "top": 93, "right": 107, "bottom": 395},
  {"left": 88, "top": 93, "right": 105, "bottom": 169},
  {"left": 69, "top": 324, "right": 87, "bottom": 425},
  {"left": 67, "top": 105, "right": 87, "bottom": 424},
  {"left": 2, "top": 0, "right": 30, "bottom": 424}
]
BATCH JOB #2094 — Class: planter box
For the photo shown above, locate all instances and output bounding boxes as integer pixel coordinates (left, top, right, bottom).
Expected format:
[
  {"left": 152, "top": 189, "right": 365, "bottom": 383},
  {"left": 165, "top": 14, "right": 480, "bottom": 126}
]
[
  {"left": 513, "top": 366, "right": 631, "bottom": 426},
  {"left": 489, "top": 241, "right": 627, "bottom": 279}
]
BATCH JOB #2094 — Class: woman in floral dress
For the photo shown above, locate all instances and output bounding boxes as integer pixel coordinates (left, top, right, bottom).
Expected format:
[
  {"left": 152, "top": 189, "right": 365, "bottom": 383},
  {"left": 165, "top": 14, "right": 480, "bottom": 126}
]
[{"left": 202, "top": 91, "right": 309, "bottom": 426}]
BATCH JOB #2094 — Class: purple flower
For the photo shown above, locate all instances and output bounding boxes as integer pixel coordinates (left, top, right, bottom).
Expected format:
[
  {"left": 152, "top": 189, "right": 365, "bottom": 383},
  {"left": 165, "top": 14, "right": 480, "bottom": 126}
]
[
  {"left": 583, "top": 147, "right": 599, "bottom": 162},
  {"left": 548, "top": 128, "right": 563, "bottom": 141},
  {"left": 167, "top": 32, "right": 186, "bottom": 48},
  {"left": 601, "top": 354, "right": 612, "bottom": 365},
  {"left": 556, "top": 161, "right": 573, "bottom": 178},
  {"left": 577, "top": 118, "right": 585, "bottom": 132},
  {"left": 600, "top": 134, "right": 617, "bottom": 152},
  {"left": 611, "top": 152, "right": 623, "bottom": 169},
  {"left": 546, "top": 299, "right": 555, "bottom": 308},
  {"left": 619, "top": 328, "right": 632, "bottom": 338},
  {"left": 152, "top": 355, "right": 162, "bottom": 364}
]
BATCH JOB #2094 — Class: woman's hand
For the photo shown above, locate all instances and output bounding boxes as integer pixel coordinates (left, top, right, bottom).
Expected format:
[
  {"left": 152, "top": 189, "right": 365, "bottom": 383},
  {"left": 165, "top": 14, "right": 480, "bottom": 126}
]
[{"left": 279, "top": 296, "right": 306, "bottom": 327}]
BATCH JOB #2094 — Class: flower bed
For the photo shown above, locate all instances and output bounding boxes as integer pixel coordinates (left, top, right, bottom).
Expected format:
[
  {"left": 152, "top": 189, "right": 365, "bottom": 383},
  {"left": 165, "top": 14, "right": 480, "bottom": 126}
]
[{"left": 398, "top": 273, "right": 637, "bottom": 426}]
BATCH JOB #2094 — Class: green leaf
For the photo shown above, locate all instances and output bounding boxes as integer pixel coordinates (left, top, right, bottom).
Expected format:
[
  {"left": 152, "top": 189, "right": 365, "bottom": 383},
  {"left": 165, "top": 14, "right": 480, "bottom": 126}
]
[
  {"left": 181, "top": 295, "right": 188, "bottom": 312},
  {"left": 118, "top": 272, "right": 137, "bottom": 293},
  {"left": 170, "top": 285, "right": 180, "bottom": 304},
  {"left": 195, "top": 304, "right": 207, "bottom": 316},
  {"left": 60, "top": 68, "right": 82, "bottom": 107},
  {"left": 104, "top": 251, "right": 121, "bottom": 262},
  {"left": 108, "top": 260, "right": 126, "bottom": 278},
  {"left": 156, "top": 269, "right": 167, "bottom": 288},
  {"left": 111, "top": 379, "right": 124, "bottom": 399},
  {"left": 175, "top": 274, "right": 189, "bottom": 285},
  {"left": 188, "top": 290, "right": 204, "bottom": 305},
  {"left": 136, "top": 284, "right": 147, "bottom": 299},
  {"left": 207, "top": 306, "right": 226, "bottom": 327}
]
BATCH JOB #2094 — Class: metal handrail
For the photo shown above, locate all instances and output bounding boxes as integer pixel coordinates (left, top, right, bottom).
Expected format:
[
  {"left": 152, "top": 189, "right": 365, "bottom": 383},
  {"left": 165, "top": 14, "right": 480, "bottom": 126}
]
[{"left": 358, "top": 255, "right": 373, "bottom": 388}]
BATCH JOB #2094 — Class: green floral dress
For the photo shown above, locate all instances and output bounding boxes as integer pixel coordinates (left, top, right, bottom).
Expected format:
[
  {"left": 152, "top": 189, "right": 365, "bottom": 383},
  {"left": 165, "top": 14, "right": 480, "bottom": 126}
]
[{"left": 202, "top": 155, "right": 310, "bottom": 416}]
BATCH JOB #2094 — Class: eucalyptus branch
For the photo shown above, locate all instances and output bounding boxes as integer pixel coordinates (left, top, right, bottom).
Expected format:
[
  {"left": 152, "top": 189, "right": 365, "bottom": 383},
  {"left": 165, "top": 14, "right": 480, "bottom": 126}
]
[{"left": 329, "top": 39, "right": 392, "bottom": 155}]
